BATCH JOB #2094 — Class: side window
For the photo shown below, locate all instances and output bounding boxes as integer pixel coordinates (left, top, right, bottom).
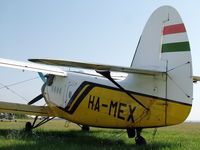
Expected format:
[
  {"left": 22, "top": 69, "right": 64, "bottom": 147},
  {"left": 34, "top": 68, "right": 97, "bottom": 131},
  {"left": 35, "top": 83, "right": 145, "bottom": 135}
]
[
  {"left": 68, "top": 91, "right": 72, "bottom": 99},
  {"left": 67, "top": 85, "right": 73, "bottom": 100},
  {"left": 66, "top": 80, "right": 77, "bottom": 104}
]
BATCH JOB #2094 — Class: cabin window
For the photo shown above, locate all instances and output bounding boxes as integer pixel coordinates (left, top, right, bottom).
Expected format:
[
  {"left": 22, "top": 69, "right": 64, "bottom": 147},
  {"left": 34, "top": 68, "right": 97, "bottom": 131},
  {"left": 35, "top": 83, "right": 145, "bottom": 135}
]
[
  {"left": 68, "top": 91, "right": 72, "bottom": 99},
  {"left": 59, "top": 88, "right": 62, "bottom": 95}
]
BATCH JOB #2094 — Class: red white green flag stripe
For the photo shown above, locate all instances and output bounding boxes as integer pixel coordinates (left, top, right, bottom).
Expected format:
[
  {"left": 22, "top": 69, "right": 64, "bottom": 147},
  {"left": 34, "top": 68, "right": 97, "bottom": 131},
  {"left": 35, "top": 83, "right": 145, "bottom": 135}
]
[
  {"left": 163, "top": 24, "right": 186, "bottom": 35},
  {"left": 161, "top": 23, "right": 190, "bottom": 53}
]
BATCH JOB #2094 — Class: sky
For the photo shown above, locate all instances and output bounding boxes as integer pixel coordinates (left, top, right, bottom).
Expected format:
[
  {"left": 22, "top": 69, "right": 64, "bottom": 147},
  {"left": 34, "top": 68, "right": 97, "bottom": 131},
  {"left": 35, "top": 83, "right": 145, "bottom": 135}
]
[{"left": 0, "top": 0, "right": 200, "bottom": 121}]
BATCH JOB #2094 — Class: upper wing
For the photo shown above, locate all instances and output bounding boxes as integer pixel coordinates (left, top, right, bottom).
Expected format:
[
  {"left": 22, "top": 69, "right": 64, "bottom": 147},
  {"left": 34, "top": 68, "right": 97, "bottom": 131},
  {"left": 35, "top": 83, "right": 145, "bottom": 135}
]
[
  {"left": 0, "top": 101, "right": 55, "bottom": 117},
  {"left": 193, "top": 76, "right": 200, "bottom": 82},
  {"left": 29, "top": 58, "right": 164, "bottom": 75},
  {"left": 0, "top": 58, "right": 67, "bottom": 76}
]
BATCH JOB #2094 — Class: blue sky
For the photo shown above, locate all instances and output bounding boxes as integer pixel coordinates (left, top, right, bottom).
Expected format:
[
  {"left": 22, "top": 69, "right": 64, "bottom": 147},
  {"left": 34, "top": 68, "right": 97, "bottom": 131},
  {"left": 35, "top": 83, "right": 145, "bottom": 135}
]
[{"left": 0, "top": 0, "right": 200, "bottom": 121}]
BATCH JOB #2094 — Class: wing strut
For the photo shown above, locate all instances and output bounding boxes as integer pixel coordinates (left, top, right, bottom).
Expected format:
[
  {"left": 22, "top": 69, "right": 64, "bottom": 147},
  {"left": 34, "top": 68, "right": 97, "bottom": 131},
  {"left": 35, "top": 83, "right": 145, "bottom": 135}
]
[{"left": 96, "top": 70, "right": 149, "bottom": 111}]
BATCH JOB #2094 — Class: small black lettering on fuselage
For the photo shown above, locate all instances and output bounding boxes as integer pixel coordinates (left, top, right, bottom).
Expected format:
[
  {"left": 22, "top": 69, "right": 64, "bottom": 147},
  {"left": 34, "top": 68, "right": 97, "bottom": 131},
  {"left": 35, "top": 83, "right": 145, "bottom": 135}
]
[{"left": 88, "top": 95, "right": 136, "bottom": 123}]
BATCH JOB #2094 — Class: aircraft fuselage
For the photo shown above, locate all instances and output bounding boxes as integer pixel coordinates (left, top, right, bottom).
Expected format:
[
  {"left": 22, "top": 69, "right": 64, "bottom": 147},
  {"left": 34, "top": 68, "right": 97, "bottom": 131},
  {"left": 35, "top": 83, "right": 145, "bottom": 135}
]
[{"left": 43, "top": 72, "right": 191, "bottom": 128}]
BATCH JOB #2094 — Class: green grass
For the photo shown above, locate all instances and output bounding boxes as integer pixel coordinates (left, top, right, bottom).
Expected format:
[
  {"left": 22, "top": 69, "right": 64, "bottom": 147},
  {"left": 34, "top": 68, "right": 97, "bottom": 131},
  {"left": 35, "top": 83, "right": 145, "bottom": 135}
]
[{"left": 0, "top": 120, "right": 200, "bottom": 150}]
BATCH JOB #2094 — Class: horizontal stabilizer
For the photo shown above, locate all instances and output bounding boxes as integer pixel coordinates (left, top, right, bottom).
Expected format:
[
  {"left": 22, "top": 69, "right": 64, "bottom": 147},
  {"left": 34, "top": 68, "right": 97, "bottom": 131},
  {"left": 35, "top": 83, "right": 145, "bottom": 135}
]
[
  {"left": 0, "top": 58, "right": 67, "bottom": 76},
  {"left": 29, "top": 58, "right": 165, "bottom": 75},
  {"left": 0, "top": 101, "right": 55, "bottom": 117}
]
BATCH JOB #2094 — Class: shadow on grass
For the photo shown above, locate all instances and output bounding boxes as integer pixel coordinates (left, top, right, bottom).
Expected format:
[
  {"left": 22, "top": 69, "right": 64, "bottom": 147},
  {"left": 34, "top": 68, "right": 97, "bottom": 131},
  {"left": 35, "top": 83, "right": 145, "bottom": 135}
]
[{"left": 0, "top": 129, "right": 179, "bottom": 150}]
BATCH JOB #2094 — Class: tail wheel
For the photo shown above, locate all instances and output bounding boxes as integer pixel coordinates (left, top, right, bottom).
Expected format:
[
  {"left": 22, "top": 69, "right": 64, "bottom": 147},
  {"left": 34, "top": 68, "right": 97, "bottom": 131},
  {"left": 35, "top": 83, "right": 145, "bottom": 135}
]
[
  {"left": 135, "top": 136, "right": 147, "bottom": 145},
  {"left": 82, "top": 125, "right": 90, "bottom": 131},
  {"left": 135, "top": 128, "right": 147, "bottom": 145}
]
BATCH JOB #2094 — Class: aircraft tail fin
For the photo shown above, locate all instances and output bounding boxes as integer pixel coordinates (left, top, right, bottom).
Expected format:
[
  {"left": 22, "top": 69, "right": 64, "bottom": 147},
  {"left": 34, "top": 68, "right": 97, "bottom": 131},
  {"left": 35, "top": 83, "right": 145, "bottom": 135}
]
[
  {"left": 129, "top": 6, "right": 193, "bottom": 125},
  {"left": 131, "top": 6, "right": 191, "bottom": 72}
]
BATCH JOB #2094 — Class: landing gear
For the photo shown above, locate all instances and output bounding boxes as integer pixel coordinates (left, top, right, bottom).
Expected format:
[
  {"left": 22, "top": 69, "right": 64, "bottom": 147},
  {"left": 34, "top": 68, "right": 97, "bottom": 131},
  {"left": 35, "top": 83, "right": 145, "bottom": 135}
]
[
  {"left": 81, "top": 125, "right": 90, "bottom": 131},
  {"left": 127, "top": 127, "right": 135, "bottom": 138},
  {"left": 24, "top": 116, "right": 54, "bottom": 132},
  {"left": 25, "top": 122, "right": 32, "bottom": 132},
  {"left": 127, "top": 128, "right": 147, "bottom": 145},
  {"left": 135, "top": 128, "right": 147, "bottom": 145}
]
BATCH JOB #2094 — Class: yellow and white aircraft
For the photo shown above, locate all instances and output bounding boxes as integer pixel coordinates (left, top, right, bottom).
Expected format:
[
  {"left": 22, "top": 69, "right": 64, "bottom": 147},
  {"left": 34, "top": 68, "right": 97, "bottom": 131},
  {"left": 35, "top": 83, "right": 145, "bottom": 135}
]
[{"left": 0, "top": 6, "right": 198, "bottom": 144}]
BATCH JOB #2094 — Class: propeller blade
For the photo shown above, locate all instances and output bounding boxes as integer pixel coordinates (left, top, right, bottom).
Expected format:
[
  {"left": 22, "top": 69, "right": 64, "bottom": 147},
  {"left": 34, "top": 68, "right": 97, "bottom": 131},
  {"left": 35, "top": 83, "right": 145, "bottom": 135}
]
[
  {"left": 28, "top": 94, "right": 43, "bottom": 105},
  {"left": 38, "top": 72, "right": 47, "bottom": 83}
]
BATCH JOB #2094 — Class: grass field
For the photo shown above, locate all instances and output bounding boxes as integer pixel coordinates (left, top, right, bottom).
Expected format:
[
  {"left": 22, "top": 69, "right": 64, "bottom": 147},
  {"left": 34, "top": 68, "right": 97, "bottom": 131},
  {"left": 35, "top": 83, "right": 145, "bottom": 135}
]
[{"left": 0, "top": 119, "right": 200, "bottom": 150}]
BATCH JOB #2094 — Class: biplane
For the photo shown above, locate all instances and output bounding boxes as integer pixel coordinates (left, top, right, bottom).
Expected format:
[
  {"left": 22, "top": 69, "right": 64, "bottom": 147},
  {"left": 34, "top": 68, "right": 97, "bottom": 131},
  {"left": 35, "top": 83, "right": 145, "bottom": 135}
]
[{"left": 0, "top": 6, "right": 198, "bottom": 144}]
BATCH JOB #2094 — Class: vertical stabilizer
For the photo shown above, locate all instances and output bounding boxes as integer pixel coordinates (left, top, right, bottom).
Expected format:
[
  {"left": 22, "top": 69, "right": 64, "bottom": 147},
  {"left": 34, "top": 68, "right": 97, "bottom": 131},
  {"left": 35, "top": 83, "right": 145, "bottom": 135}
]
[
  {"left": 127, "top": 6, "right": 193, "bottom": 125},
  {"left": 130, "top": 6, "right": 192, "bottom": 105}
]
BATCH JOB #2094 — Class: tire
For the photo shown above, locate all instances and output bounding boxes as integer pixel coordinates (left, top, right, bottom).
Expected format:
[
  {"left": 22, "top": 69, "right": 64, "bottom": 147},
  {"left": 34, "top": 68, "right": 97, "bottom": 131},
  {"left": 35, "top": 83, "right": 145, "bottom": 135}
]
[
  {"left": 82, "top": 125, "right": 89, "bottom": 131},
  {"left": 135, "top": 136, "right": 147, "bottom": 145}
]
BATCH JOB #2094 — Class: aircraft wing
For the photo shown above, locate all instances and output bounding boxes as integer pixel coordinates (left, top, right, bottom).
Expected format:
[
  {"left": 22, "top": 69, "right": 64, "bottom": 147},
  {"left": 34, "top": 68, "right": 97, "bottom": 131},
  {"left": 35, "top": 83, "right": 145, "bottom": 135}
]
[
  {"left": 0, "top": 101, "right": 55, "bottom": 117},
  {"left": 29, "top": 58, "right": 165, "bottom": 75},
  {"left": 193, "top": 76, "right": 200, "bottom": 82},
  {"left": 0, "top": 58, "right": 67, "bottom": 76}
]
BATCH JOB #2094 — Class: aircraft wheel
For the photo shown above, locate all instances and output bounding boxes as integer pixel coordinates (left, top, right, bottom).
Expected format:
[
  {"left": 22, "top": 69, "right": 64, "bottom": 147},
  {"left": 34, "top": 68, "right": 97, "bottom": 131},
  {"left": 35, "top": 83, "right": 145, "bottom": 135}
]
[
  {"left": 82, "top": 125, "right": 90, "bottom": 131},
  {"left": 135, "top": 136, "right": 147, "bottom": 145},
  {"left": 25, "top": 122, "right": 32, "bottom": 132}
]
